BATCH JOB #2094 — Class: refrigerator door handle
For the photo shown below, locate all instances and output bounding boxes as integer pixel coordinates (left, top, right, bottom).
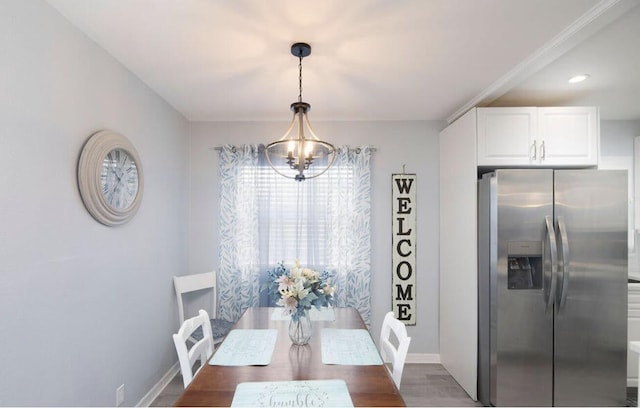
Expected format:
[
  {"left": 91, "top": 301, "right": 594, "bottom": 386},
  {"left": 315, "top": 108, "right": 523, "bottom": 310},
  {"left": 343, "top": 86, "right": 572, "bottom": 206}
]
[
  {"left": 544, "top": 215, "right": 558, "bottom": 313},
  {"left": 557, "top": 216, "right": 570, "bottom": 312}
]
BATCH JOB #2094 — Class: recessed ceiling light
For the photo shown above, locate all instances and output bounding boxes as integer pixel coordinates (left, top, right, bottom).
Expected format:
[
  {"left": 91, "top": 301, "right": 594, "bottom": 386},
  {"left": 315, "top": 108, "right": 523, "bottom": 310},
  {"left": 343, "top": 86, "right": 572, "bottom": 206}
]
[{"left": 568, "top": 74, "right": 590, "bottom": 84}]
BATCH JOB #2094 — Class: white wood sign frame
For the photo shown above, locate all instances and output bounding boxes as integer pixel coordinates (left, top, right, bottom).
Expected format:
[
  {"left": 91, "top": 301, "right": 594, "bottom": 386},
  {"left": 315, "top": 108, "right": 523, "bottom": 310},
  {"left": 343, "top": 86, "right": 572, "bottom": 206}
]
[{"left": 392, "top": 173, "right": 416, "bottom": 325}]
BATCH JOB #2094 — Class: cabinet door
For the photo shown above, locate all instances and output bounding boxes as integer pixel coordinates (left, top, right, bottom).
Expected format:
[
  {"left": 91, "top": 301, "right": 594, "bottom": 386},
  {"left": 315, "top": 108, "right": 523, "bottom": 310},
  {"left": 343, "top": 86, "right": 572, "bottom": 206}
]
[
  {"left": 537, "top": 107, "right": 598, "bottom": 166},
  {"left": 477, "top": 107, "right": 537, "bottom": 166}
]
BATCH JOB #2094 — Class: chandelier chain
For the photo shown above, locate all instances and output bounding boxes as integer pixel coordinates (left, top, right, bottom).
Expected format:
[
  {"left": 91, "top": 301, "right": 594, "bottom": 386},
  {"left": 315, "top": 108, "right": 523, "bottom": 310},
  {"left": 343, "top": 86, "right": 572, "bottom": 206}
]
[{"left": 298, "top": 54, "right": 303, "bottom": 103}]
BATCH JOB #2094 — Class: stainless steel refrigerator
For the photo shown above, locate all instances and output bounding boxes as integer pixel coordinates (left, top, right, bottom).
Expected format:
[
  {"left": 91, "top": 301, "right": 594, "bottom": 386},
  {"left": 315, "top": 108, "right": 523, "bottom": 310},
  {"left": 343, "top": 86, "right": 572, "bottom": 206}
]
[{"left": 478, "top": 169, "right": 628, "bottom": 407}]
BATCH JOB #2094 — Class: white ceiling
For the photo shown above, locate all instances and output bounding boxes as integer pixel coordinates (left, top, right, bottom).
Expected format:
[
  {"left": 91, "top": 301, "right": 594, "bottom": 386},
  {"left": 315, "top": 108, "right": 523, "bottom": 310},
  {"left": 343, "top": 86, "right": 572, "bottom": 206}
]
[
  {"left": 492, "top": 0, "right": 640, "bottom": 121},
  {"left": 46, "top": 0, "right": 640, "bottom": 122}
]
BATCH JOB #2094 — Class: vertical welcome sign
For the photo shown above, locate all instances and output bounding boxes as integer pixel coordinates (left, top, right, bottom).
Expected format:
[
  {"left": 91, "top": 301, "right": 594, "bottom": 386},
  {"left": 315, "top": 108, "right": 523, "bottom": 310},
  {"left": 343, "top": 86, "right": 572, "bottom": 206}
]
[{"left": 392, "top": 174, "right": 416, "bottom": 325}]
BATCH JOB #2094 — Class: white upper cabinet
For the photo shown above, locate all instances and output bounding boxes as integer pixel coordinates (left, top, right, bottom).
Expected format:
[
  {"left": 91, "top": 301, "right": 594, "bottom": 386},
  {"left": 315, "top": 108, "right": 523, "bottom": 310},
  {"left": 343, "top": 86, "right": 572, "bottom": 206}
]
[
  {"left": 477, "top": 107, "right": 537, "bottom": 166},
  {"left": 537, "top": 107, "right": 598, "bottom": 166},
  {"left": 477, "top": 107, "right": 598, "bottom": 167}
]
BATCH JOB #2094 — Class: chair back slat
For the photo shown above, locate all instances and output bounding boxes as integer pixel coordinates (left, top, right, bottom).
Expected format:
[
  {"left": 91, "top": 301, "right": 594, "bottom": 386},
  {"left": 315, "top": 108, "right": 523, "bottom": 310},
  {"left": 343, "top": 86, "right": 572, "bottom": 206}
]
[
  {"left": 172, "top": 309, "right": 214, "bottom": 388},
  {"left": 379, "top": 311, "right": 412, "bottom": 388}
]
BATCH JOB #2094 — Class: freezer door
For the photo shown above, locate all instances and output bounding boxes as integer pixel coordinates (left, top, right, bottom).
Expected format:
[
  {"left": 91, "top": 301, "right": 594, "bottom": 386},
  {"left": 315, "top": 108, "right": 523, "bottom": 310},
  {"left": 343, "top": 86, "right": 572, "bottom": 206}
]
[
  {"left": 492, "top": 169, "right": 554, "bottom": 406},
  {"left": 553, "top": 170, "right": 628, "bottom": 407}
]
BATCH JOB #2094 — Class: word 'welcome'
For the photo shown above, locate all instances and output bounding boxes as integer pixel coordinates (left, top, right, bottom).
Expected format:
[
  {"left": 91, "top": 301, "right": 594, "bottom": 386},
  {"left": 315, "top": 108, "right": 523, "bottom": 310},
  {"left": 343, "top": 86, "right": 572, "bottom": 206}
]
[{"left": 392, "top": 174, "right": 416, "bottom": 325}]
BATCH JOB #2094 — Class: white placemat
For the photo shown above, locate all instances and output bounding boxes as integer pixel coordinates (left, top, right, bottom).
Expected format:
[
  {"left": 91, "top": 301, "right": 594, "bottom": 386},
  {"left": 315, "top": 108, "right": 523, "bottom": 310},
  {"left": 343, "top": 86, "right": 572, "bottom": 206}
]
[
  {"left": 321, "top": 328, "right": 383, "bottom": 365},
  {"left": 231, "top": 379, "right": 353, "bottom": 407},
  {"left": 270, "top": 307, "right": 336, "bottom": 321},
  {"left": 208, "top": 329, "right": 278, "bottom": 366}
]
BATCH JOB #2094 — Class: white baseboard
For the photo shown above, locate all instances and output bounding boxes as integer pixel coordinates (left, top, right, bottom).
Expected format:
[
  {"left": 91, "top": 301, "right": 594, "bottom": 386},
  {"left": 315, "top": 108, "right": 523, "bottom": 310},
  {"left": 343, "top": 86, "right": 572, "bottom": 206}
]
[
  {"left": 406, "top": 353, "right": 441, "bottom": 364},
  {"left": 628, "top": 378, "right": 638, "bottom": 387},
  {"left": 136, "top": 362, "right": 180, "bottom": 407}
]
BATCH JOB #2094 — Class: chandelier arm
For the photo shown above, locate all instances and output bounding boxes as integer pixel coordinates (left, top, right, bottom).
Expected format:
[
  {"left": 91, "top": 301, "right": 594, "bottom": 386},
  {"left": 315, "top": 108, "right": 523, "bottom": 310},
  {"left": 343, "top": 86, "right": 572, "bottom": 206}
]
[
  {"left": 301, "top": 149, "right": 337, "bottom": 179},
  {"left": 302, "top": 111, "right": 322, "bottom": 142},
  {"left": 273, "top": 112, "right": 297, "bottom": 142},
  {"left": 264, "top": 142, "right": 298, "bottom": 180}
]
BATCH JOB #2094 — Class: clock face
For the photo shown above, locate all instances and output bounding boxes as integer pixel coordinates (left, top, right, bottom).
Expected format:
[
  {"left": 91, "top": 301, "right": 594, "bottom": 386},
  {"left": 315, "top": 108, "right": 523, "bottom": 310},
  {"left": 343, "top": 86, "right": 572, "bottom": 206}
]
[{"left": 100, "top": 148, "right": 139, "bottom": 210}]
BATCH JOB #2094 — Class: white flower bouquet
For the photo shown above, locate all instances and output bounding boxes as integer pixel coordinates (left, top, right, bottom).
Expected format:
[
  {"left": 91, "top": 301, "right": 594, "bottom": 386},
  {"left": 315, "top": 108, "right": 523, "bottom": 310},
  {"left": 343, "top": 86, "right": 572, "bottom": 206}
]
[{"left": 265, "top": 260, "right": 335, "bottom": 322}]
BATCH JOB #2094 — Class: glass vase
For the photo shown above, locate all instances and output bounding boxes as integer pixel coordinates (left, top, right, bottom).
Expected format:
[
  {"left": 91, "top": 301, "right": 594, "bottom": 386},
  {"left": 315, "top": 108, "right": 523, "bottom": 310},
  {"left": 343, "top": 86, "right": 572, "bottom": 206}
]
[{"left": 289, "top": 309, "right": 312, "bottom": 346}]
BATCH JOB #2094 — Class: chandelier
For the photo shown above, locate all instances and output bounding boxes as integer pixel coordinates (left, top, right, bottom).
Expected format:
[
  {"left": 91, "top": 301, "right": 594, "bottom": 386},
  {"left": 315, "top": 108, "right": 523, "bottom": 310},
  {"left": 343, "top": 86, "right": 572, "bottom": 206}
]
[{"left": 265, "top": 42, "right": 336, "bottom": 181}]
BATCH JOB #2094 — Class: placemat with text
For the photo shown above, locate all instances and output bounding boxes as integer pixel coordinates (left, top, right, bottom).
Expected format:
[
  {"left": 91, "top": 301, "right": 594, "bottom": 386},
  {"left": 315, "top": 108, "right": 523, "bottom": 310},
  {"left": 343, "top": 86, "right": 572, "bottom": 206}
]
[{"left": 231, "top": 379, "right": 353, "bottom": 407}]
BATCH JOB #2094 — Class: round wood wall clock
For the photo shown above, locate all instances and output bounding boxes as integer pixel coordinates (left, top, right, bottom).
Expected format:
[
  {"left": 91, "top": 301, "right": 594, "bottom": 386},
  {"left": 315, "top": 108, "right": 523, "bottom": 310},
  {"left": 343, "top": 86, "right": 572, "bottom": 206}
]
[{"left": 78, "top": 129, "right": 144, "bottom": 226}]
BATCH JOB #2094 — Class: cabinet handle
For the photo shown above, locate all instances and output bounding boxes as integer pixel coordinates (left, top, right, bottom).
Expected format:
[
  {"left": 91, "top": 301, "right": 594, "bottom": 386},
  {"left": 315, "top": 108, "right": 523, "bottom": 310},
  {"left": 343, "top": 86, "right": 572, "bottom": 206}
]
[
  {"left": 530, "top": 141, "right": 537, "bottom": 161},
  {"left": 539, "top": 140, "right": 546, "bottom": 161}
]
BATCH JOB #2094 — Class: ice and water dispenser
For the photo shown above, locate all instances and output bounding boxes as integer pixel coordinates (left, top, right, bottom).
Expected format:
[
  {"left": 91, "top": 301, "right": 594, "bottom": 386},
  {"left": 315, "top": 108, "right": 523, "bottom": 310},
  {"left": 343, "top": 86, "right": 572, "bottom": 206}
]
[{"left": 507, "top": 241, "right": 542, "bottom": 290}]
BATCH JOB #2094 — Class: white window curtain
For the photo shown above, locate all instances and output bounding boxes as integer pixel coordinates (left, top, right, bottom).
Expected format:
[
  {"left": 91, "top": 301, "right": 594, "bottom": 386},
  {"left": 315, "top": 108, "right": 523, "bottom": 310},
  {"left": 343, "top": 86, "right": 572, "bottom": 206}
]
[{"left": 217, "top": 144, "right": 373, "bottom": 325}]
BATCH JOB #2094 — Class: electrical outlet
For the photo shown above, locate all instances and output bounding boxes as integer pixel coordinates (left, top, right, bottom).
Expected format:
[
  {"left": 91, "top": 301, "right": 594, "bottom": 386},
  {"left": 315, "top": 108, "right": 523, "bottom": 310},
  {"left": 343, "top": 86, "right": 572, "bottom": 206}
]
[{"left": 116, "top": 384, "right": 125, "bottom": 407}]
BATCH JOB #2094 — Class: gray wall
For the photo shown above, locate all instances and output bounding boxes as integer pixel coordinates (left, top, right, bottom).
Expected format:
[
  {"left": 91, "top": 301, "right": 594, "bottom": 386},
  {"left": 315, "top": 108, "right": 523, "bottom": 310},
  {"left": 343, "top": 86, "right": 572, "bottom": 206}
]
[
  {"left": 0, "top": 1, "right": 189, "bottom": 405},
  {"left": 189, "top": 120, "right": 445, "bottom": 355},
  {"left": 601, "top": 120, "right": 640, "bottom": 156}
]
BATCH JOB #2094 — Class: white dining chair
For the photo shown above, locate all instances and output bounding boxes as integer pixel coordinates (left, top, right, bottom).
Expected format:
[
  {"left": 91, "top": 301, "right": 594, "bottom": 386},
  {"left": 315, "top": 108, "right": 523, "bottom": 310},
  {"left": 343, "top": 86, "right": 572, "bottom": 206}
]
[
  {"left": 379, "top": 311, "right": 412, "bottom": 388},
  {"left": 173, "top": 271, "right": 233, "bottom": 345},
  {"left": 173, "top": 309, "right": 214, "bottom": 388}
]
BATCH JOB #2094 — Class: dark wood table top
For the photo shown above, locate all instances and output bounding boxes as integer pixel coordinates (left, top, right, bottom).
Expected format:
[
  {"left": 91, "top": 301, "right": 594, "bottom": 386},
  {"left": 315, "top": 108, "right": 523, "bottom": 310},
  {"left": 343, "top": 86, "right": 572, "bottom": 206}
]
[{"left": 174, "top": 307, "right": 405, "bottom": 407}]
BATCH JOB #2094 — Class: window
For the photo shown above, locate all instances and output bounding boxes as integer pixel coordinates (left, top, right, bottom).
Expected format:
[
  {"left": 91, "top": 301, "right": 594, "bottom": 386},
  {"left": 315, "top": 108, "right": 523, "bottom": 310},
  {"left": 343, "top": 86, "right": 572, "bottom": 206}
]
[
  {"left": 240, "top": 162, "right": 355, "bottom": 269},
  {"left": 217, "top": 144, "right": 373, "bottom": 324}
]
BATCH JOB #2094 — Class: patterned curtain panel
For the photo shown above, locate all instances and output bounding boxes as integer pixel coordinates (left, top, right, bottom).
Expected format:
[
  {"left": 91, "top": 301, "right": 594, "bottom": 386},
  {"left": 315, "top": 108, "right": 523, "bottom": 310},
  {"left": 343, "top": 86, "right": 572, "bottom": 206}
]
[
  {"left": 217, "top": 144, "right": 373, "bottom": 325},
  {"left": 326, "top": 146, "right": 373, "bottom": 325},
  {"left": 217, "top": 145, "right": 261, "bottom": 322}
]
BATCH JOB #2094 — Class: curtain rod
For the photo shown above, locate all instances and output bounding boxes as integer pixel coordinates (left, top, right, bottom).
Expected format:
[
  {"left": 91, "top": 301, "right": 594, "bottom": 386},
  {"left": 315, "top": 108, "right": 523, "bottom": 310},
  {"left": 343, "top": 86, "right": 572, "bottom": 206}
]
[{"left": 210, "top": 145, "right": 377, "bottom": 152}]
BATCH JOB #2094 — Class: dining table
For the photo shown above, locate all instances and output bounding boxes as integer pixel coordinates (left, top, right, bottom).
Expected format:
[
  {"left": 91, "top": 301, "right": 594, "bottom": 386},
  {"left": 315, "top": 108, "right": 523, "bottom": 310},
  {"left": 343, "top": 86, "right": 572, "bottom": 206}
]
[{"left": 174, "top": 306, "right": 406, "bottom": 407}]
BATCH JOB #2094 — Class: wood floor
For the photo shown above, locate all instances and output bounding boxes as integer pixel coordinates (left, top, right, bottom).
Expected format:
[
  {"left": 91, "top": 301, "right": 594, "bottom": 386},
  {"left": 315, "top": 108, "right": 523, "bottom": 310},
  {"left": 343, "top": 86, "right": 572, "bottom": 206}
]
[{"left": 150, "top": 363, "right": 482, "bottom": 407}]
